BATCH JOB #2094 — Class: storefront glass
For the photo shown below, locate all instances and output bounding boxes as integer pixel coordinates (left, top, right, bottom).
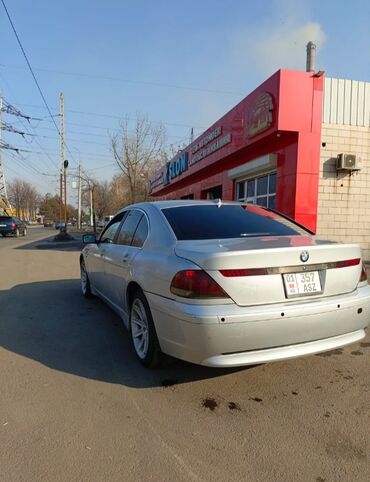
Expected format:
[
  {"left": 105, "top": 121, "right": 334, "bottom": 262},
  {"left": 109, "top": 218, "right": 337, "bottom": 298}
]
[{"left": 236, "top": 172, "right": 276, "bottom": 208}]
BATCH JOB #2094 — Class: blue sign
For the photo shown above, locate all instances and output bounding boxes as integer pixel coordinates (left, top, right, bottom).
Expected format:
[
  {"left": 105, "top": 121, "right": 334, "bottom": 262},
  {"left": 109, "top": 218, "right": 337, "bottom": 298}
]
[{"left": 163, "top": 151, "right": 188, "bottom": 185}]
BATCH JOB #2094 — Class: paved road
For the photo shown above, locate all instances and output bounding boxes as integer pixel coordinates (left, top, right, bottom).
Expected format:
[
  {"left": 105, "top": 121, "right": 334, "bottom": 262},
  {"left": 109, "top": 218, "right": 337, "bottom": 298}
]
[
  {"left": 0, "top": 235, "right": 369, "bottom": 481},
  {"left": 0, "top": 225, "right": 56, "bottom": 249}
]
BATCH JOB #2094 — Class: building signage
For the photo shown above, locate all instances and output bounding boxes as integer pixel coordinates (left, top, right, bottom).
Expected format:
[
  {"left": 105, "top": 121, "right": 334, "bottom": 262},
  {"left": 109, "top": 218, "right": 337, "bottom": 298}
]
[
  {"left": 149, "top": 171, "right": 163, "bottom": 192},
  {"left": 163, "top": 151, "right": 188, "bottom": 186},
  {"left": 191, "top": 126, "right": 222, "bottom": 154},
  {"left": 189, "top": 128, "right": 232, "bottom": 167},
  {"left": 247, "top": 92, "right": 274, "bottom": 138}
]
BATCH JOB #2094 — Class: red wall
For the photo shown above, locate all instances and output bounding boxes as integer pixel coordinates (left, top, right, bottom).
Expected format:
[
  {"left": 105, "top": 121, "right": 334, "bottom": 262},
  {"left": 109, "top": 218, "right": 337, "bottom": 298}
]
[{"left": 150, "top": 69, "right": 324, "bottom": 232}]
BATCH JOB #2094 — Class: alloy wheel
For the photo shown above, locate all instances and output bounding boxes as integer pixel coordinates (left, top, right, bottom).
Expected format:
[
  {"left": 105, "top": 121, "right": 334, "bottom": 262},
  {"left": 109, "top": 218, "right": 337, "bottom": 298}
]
[
  {"left": 131, "top": 298, "right": 150, "bottom": 359},
  {"left": 80, "top": 263, "right": 88, "bottom": 295}
]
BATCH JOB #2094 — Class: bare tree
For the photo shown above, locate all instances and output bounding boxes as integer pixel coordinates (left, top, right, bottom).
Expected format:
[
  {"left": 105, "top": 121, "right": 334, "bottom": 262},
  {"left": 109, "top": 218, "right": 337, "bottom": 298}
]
[
  {"left": 109, "top": 174, "right": 130, "bottom": 212},
  {"left": 8, "top": 179, "right": 40, "bottom": 219},
  {"left": 91, "top": 180, "right": 112, "bottom": 220},
  {"left": 111, "top": 114, "right": 167, "bottom": 204}
]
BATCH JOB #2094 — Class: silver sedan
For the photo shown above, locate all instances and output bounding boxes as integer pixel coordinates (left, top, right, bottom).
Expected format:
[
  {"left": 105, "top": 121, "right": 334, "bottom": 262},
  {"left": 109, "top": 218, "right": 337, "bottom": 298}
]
[{"left": 80, "top": 200, "right": 370, "bottom": 368}]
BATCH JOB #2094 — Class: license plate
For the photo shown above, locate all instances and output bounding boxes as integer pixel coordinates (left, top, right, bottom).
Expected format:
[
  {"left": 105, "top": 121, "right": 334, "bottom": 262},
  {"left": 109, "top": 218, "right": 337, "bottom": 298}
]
[{"left": 283, "top": 271, "right": 322, "bottom": 297}]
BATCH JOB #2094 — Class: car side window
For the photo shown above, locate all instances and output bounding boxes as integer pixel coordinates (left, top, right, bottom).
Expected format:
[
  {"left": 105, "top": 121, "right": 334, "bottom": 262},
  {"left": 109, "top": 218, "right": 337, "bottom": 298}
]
[
  {"left": 99, "top": 212, "right": 126, "bottom": 244},
  {"left": 131, "top": 215, "right": 149, "bottom": 248},
  {"left": 117, "top": 210, "right": 143, "bottom": 246}
]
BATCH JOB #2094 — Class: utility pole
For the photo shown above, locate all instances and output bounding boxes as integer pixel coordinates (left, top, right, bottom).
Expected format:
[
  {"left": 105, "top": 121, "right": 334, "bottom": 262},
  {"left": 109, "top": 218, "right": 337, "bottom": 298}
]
[
  {"left": 77, "top": 163, "right": 82, "bottom": 229},
  {"left": 60, "top": 93, "right": 65, "bottom": 226},
  {"left": 63, "top": 160, "right": 68, "bottom": 230},
  {"left": 89, "top": 184, "right": 94, "bottom": 228},
  {"left": 0, "top": 95, "right": 10, "bottom": 208}
]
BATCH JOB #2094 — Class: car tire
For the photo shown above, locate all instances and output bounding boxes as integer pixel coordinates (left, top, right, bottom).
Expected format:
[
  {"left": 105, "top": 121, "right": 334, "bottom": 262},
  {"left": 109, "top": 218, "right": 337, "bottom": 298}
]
[
  {"left": 23, "top": 228, "right": 27, "bottom": 237},
  {"left": 129, "top": 290, "right": 163, "bottom": 368},
  {"left": 80, "top": 259, "right": 93, "bottom": 298},
  {"left": 15, "top": 228, "right": 20, "bottom": 238}
]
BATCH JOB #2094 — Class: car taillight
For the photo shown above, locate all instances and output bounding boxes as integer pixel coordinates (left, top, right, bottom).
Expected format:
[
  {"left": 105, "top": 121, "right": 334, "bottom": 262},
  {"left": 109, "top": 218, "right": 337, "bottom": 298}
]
[
  {"left": 170, "top": 270, "right": 229, "bottom": 299},
  {"left": 359, "top": 264, "right": 367, "bottom": 283},
  {"left": 11, "top": 223, "right": 16, "bottom": 228},
  {"left": 335, "top": 258, "right": 360, "bottom": 268}
]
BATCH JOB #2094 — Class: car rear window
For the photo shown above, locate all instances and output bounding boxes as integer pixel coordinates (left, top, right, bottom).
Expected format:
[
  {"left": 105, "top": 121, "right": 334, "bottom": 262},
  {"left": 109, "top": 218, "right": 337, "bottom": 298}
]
[
  {"left": 162, "top": 204, "right": 308, "bottom": 240},
  {"left": 0, "top": 216, "right": 11, "bottom": 221}
]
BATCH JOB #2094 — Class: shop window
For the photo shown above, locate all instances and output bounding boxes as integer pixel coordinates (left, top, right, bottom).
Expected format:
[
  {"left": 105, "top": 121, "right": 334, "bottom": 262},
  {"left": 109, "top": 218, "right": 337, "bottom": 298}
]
[
  {"left": 236, "top": 172, "right": 276, "bottom": 209},
  {"left": 181, "top": 194, "right": 194, "bottom": 199},
  {"left": 202, "top": 185, "right": 222, "bottom": 200}
]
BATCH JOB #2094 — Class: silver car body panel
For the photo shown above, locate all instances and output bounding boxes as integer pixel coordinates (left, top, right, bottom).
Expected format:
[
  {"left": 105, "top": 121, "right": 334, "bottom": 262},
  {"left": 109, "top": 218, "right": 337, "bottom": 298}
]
[
  {"left": 81, "top": 200, "right": 370, "bottom": 367},
  {"left": 146, "top": 285, "right": 370, "bottom": 366}
]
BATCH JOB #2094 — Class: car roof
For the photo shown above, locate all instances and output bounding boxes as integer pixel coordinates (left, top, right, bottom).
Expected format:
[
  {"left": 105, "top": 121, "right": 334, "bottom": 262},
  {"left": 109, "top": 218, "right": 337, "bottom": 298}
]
[{"left": 117, "top": 199, "right": 244, "bottom": 213}]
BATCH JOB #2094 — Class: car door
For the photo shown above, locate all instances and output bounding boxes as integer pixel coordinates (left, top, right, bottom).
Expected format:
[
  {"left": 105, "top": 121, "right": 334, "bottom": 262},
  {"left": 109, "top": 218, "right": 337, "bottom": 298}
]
[
  {"left": 87, "top": 212, "right": 126, "bottom": 294},
  {"left": 102, "top": 209, "right": 147, "bottom": 318}
]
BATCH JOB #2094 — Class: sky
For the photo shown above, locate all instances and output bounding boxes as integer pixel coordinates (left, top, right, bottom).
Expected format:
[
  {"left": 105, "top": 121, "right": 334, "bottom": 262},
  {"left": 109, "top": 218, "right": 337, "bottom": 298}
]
[{"left": 0, "top": 0, "right": 369, "bottom": 200}]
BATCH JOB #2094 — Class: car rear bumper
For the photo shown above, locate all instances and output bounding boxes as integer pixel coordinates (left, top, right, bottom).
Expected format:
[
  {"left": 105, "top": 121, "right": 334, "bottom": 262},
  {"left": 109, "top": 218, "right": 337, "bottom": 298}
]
[
  {"left": 0, "top": 227, "right": 16, "bottom": 235},
  {"left": 146, "top": 284, "right": 370, "bottom": 367}
]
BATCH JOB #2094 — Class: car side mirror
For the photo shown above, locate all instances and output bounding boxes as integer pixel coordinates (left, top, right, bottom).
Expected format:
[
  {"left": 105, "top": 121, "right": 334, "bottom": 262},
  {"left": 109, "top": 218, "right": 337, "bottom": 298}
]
[{"left": 82, "top": 233, "right": 97, "bottom": 244}]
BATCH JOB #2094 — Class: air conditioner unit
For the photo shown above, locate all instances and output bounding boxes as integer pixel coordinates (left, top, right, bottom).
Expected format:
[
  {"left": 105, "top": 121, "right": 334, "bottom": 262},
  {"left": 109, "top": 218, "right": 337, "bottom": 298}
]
[{"left": 336, "top": 153, "right": 359, "bottom": 171}]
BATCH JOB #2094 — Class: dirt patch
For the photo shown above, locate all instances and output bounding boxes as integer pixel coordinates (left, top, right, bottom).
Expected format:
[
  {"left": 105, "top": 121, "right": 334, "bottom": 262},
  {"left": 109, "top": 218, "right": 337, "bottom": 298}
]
[
  {"left": 202, "top": 398, "right": 218, "bottom": 411},
  {"left": 228, "top": 402, "right": 241, "bottom": 411},
  {"left": 315, "top": 349, "right": 343, "bottom": 357}
]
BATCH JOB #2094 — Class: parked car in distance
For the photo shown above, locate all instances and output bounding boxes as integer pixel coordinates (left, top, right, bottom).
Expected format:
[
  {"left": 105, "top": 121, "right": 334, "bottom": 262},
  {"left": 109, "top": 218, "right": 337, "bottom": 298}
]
[
  {"left": 80, "top": 200, "right": 370, "bottom": 368},
  {"left": 0, "top": 216, "right": 27, "bottom": 237},
  {"left": 97, "top": 215, "right": 114, "bottom": 230},
  {"left": 43, "top": 219, "right": 53, "bottom": 227},
  {"left": 54, "top": 221, "right": 66, "bottom": 230}
]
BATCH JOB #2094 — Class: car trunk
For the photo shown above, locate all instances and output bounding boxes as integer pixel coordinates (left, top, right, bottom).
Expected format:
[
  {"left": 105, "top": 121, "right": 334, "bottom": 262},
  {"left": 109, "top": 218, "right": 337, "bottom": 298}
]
[
  {"left": 174, "top": 236, "right": 363, "bottom": 306},
  {"left": 0, "top": 217, "right": 12, "bottom": 226}
]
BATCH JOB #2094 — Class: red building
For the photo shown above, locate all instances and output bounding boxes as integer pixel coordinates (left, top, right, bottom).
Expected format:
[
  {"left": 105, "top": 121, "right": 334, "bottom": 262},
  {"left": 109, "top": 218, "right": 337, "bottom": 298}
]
[{"left": 150, "top": 69, "right": 324, "bottom": 233}]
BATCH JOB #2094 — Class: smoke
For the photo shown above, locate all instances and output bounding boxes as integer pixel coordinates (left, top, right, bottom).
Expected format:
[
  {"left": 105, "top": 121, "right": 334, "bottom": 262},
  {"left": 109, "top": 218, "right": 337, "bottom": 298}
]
[
  {"left": 230, "top": 0, "right": 326, "bottom": 77},
  {"left": 181, "top": 0, "right": 327, "bottom": 129}
]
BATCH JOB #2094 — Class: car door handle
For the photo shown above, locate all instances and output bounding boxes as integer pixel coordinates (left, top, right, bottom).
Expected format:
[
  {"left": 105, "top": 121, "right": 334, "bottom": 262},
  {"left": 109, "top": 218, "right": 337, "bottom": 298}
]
[{"left": 122, "top": 253, "right": 129, "bottom": 262}]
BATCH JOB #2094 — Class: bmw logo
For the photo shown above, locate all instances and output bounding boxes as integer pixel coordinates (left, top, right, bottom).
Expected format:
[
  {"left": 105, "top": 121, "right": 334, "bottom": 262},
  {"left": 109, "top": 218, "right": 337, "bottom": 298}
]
[{"left": 300, "top": 251, "right": 309, "bottom": 263}]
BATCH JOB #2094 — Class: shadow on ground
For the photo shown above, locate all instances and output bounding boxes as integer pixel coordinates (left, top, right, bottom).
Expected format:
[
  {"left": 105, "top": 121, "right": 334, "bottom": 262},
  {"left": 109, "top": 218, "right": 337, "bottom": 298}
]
[
  {"left": 15, "top": 235, "right": 84, "bottom": 252},
  {"left": 0, "top": 279, "right": 247, "bottom": 388}
]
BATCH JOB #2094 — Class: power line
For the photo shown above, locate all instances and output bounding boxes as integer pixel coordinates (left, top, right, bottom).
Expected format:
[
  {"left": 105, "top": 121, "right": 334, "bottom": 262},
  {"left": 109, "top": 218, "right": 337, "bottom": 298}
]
[
  {"left": 86, "top": 163, "right": 117, "bottom": 172},
  {"left": 1, "top": 99, "right": 32, "bottom": 120},
  {"left": 6, "top": 145, "right": 114, "bottom": 162},
  {"left": 1, "top": 0, "right": 77, "bottom": 167},
  {"left": 12, "top": 102, "right": 206, "bottom": 130},
  {"left": 0, "top": 63, "right": 242, "bottom": 97},
  {"left": 28, "top": 123, "right": 193, "bottom": 141},
  {"left": 5, "top": 150, "right": 56, "bottom": 178},
  {"left": 0, "top": 71, "right": 60, "bottom": 171}
]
